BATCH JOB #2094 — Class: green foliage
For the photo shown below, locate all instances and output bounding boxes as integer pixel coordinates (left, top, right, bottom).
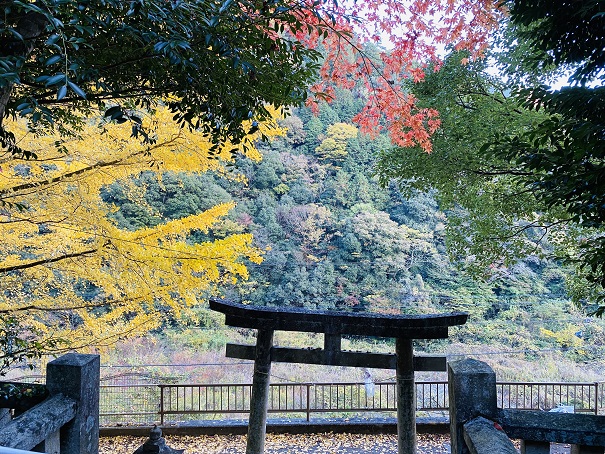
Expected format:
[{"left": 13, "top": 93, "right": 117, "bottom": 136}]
[
  {"left": 102, "top": 172, "right": 232, "bottom": 230},
  {"left": 0, "top": 0, "right": 322, "bottom": 156},
  {"left": 315, "top": 123, "right": 358, "bottom": 163},
  {"left": 377, "top": 52, "right": 554, "bottom": 274},
  {"left": 490, "top": 1, "right": 605, "bottom": 312},
  {"left": 100, "top": 84, "right": 573, "bottom": 324},
  {"left": 504, "top": 0, "right": 605, "bottom": 84}
]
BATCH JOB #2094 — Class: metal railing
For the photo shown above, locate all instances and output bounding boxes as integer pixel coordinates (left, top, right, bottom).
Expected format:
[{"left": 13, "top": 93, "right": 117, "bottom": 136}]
[
  {"left": 496, "top": 381, "right": 602, "bottom": 413},
  {"left": 97, "top": 380, "right": 603, "bottom": 426}
]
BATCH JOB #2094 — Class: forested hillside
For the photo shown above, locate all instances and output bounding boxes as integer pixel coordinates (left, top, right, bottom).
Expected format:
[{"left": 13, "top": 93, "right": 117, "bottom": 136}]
[
  {"left": 100, "top": 86, "right": 605, "bottom": 371},
  {"left": 103, "top": 89, "right": 563, "bottom": 313}
]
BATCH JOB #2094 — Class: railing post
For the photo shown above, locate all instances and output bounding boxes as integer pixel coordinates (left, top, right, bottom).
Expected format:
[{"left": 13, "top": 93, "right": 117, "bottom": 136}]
[
  {"left": 595, "top": 382, "right": 600, "bottom": 416},
  {"left": 306, "top": 384, "right": 311, "bottom": 422},
  {"left": 159, "top": 385, "right": 165, "bottom": 426},
  {"left": 448, "top": 359, "right": 498, "bottom": 454},
  {"left": 46, "top": 353, "right": 100, "bottom": 454}
]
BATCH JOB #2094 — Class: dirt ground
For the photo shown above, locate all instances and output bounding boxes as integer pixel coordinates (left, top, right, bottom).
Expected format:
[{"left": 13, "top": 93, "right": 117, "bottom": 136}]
[{"left": 100, "top": 433, "right": 574, "bottom": 453}]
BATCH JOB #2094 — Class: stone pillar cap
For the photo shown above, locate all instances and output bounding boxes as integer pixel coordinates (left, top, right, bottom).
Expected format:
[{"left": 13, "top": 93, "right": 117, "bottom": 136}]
[{"left": 133, "top": 426, "right": 185, "bottom": 454}]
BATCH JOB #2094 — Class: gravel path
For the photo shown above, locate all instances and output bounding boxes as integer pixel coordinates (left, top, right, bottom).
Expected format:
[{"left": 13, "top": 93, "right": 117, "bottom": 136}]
[{"left": 101, "top": 433, "right": 574, "bottom": 453}]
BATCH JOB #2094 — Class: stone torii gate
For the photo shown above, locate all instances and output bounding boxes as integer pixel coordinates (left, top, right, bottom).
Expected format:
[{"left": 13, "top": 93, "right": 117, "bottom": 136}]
[{"left": 210, "top": 299, "right": 467, "bottom": 454}]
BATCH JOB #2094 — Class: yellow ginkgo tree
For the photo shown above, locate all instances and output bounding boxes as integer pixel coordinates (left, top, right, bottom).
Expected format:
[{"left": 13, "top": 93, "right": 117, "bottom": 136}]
[{"left": 0, "top": 107, "right": 279, "bottom": 372}]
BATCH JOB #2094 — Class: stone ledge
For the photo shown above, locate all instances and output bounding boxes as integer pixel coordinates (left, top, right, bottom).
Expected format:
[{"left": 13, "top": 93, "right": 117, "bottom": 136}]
[
  {"left": 499, "top": 409, "right": 605, "bottom": 446},
  {"left": 100, "top": 416, "right": 449, "bottom": 437}
]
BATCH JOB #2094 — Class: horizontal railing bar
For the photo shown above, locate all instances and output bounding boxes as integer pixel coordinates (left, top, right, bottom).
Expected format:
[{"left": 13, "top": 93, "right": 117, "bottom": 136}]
[
  {"left": 0, "top": 394, "right": 77, "bottom": 451},
  {"left": 496, "top": 382, "right": 598, "bottom": 386},
  {"left": 161, "top": 410, "right": 253, "bottom": 415},
  {"left": 149, "top": 381, "right": 600, "bottom": 387},
  {"left": 156, "top": 382, "right": 402, "bottom": 387},
  {"left": 101, "top": 384, "right": 160, "bottom": 388},
  {"left": 160, "top": 409, "right": 316, "bottom": 414},
  {"left": 4, "top": 373, "right": 589, "bottom": 388}
]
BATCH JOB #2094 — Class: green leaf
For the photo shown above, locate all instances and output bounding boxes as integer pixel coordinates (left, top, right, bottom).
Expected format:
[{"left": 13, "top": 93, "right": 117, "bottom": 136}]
[
  {"left": 45, "top": 55, "right": 62, "bottom": 66},
  {"left": 8, "top": 28, "right": 23, "bottom": 41},
  {"left": 219, "top": 0, "right": 233, "bottom": 14},
  {"left": 45, "top": 34, "right": 60, "bottom": 45},
  {"left": 104, "top": 106, "right": 123, "bottom": 119},
  {"left": 45, "top": 73, "right": 66, "bottom": 87},
  {"left": 67, "top": 80, "right": 86, "bottom": 99},
  {"left": 57, "top": 85, "right": 67, "bottom": 100}
]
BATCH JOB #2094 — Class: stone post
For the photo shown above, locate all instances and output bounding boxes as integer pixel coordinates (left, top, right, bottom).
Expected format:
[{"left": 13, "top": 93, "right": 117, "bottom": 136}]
[
  {"left": 246, "top": 329, "right": 274, "bottom": 454},
  {"left": 46, "top": 353, "right": 100, "bottom": 454},
  {"left": 396, "top": 338, "right": 416, "bottom": 454},
  {"left": 448, "top": 359, "right": 498, "bottom": 454}
]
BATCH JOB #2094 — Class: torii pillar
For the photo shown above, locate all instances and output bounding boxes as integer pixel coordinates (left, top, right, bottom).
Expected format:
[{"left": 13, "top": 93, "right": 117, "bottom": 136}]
[{"left": 210, "top": 299, "right": 468, "bottom": 454}]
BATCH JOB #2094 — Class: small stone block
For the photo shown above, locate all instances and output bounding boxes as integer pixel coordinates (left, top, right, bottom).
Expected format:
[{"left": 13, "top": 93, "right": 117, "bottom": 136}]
[
  {"left": 133, "top": 426, "right": 184, "bottom": 454},
  {"left": 521, "top": 440, "right": 550, "bottom": 454}
]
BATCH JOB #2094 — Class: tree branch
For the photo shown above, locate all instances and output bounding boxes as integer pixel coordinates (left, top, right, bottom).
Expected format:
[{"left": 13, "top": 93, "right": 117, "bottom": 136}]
[
  {"left": 0, "top": 294, "right": 149, "bottom": 314},
  {"left": 0, "top": 248, "right": 98, "bottom": 273},
  {"left": 470, "top": 168, "right": 534, "bottom": 176},
  {"left": 0, "top": 134, "right": 181, "bottom": 197}
]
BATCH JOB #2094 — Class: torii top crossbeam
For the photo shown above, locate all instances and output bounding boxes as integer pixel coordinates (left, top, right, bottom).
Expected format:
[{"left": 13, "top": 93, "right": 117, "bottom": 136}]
[{"left": 209, "top": 299, "right": 468, "bottom": 338}]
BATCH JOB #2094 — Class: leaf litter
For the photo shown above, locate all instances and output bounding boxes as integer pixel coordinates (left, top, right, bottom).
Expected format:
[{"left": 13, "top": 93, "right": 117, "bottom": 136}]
[{"left": 100, "top": 433, "right": 452, "bottom": 453}]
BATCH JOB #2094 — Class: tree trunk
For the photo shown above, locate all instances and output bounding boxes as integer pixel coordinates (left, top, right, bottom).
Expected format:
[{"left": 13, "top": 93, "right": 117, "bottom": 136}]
[{"left": 0, "top": 9, "right": 49, "bottom": 125}]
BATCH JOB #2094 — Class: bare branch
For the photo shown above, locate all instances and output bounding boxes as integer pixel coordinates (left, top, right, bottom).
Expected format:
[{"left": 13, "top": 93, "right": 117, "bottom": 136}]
[{"left": 0, "top": 248, "right": 97, "bottom": 273}]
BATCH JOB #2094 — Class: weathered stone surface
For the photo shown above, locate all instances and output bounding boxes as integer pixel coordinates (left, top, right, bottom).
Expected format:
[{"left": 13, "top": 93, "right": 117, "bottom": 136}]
[
  {"left": 449, "top": 359, "right": 498, "bottom": 454},
  {"left": 396, "top": 338, "right": 416, "bottom": 454},
  {"left": 38, "top": 429, "right": 61, "bottom": 454},
  {"left": 226, "top": 343, "right": 446, "bottom": 370},
  {"left": 570, "top": 445, "right": 604, "bottom": 454},
  {"left": 210, "top": 299, "right": 467, "bottom": 338},
  {"left": 0, "top": 408, "right": 11, "bottom": 428},
  {"left": 499, "top": 409, "right": 605, "bottom": 446},
  {"left": 246, "top": 329, "right": 274, "bottom": 454},
  {"left": 0, "top": 394, "right": 76, "bottom": 450},
  {"left": 463, "top": 417, "right": 518, "bottom": 454},
  {"left": 133, "top": 425, "right": 185, "bottom": 454},
  {"left": 47, "top": 353, "right": 100, "bottom": 454}
]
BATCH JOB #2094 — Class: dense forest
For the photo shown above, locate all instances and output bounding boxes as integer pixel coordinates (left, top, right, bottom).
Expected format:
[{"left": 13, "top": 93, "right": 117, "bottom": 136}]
[
  {"left": 102, "top": 92, "right": 564, "bottom": 312},
  {"left": 99, "top": 84, "right": 605, "bottom": 371}
]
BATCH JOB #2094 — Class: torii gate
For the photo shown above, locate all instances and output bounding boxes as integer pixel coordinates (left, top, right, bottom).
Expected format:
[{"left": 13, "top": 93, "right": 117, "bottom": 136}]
[{"left": 210, "top": 299, "right": 467, "bottom": 454}]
